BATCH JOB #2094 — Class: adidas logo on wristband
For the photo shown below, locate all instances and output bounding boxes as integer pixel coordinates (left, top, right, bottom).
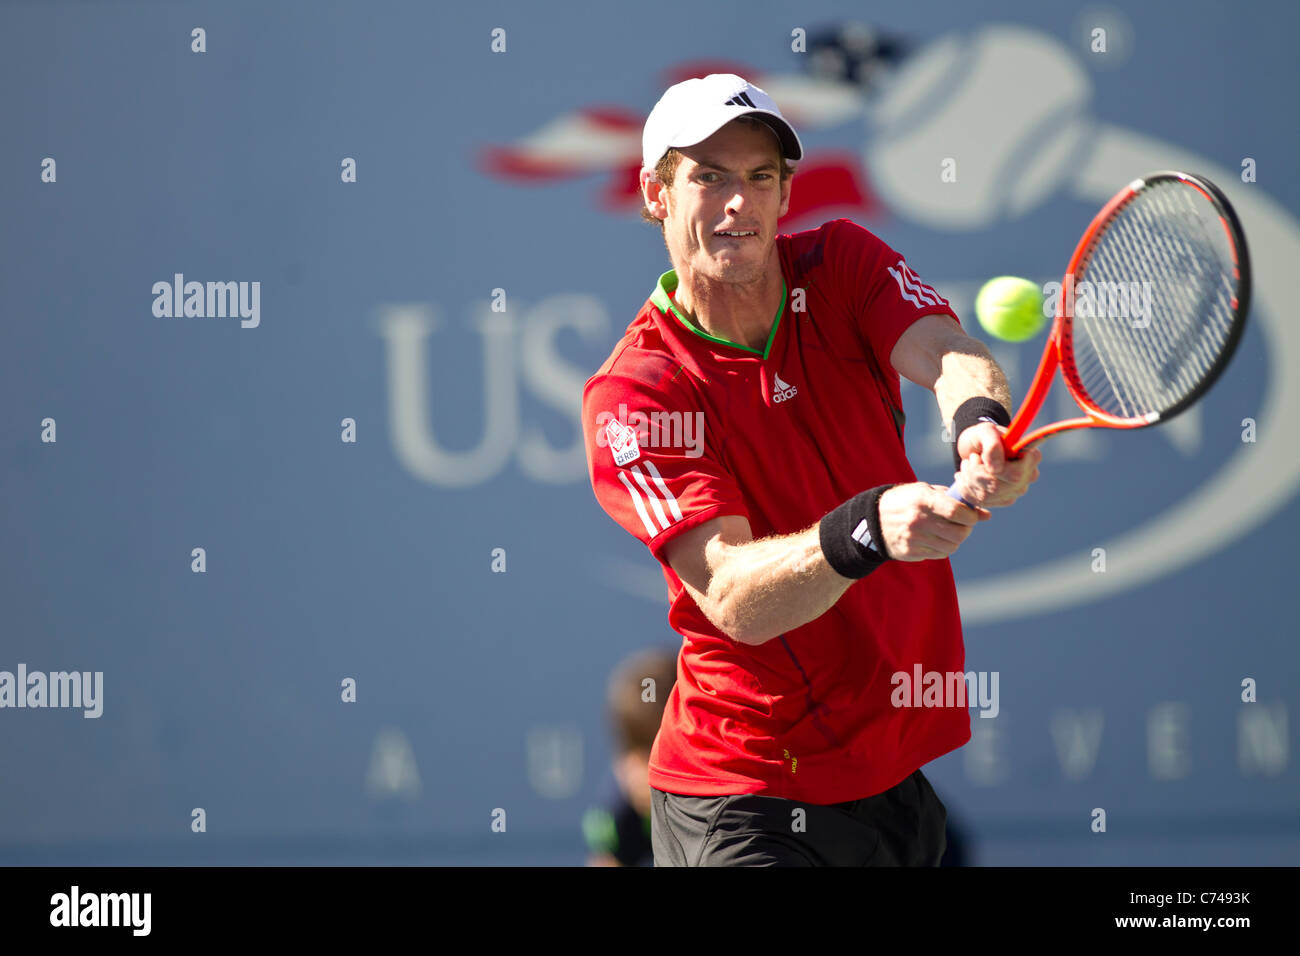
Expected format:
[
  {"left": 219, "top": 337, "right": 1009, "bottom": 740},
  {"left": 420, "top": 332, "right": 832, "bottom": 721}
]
[
  {"left": 851, "top": 519, "right": 880, "bottom": 553},
  {"left": 820, "top": 484, "right": 896, "bottom": 579}
]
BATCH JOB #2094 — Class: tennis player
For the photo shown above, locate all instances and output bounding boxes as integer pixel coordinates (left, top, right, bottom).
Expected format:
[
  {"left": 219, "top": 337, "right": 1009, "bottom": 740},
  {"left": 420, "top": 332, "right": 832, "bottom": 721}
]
[{"left": 580, "top": 74, "right": 1042, "bottom": 866}]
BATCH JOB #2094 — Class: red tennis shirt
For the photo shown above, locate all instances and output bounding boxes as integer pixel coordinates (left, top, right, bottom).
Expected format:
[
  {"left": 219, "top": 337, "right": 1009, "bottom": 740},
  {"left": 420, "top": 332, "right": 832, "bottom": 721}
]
[{"left": 582, "top": 218, "right": 971, "bottom": 804}]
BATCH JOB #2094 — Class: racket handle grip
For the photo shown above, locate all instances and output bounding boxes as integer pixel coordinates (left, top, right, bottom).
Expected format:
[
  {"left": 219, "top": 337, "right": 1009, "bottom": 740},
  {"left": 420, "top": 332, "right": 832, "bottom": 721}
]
[{"left": 946, "top": 481, "right": 973, "bottom": 507}]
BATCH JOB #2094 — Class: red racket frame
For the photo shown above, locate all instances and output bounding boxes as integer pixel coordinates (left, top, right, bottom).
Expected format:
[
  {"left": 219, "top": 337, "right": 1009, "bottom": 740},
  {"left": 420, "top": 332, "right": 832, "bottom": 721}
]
[{"left": 1002, "top": 171, "right": 1249, "bottom": 457}]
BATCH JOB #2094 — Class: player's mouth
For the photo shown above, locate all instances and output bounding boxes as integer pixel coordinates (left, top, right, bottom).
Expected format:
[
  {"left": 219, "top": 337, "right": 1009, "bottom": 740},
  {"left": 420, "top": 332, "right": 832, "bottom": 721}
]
[{"left": 713, "top": 229, "right": 758, "bottom": 240}]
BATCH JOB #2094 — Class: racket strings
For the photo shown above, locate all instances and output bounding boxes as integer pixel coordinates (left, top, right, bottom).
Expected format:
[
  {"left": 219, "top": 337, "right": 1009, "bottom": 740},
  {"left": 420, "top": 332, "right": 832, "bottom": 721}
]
[
  {"left": 1127, "top": 195, "right": 1232, "bottom": 391},
  {"left": 1068, "top": 181, "right": 1239, "bottom": 420},
  {"left": 1079, "top": 193, "right": 1225, "bottom": 414}
]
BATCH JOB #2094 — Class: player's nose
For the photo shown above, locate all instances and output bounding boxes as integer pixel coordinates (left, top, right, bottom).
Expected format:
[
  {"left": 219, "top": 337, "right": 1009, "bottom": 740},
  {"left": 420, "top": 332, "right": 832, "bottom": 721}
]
[{"left": 725, "top": 183, "right": 756, "bottom": 214}]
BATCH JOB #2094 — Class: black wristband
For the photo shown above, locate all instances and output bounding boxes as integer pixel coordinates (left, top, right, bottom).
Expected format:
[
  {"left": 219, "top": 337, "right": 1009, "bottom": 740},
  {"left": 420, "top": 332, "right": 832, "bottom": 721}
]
[
  {"left": 819, "top": 484, "right": 898, "bottom": 580},
  {"left": 950, "top": 397, "right": 1011, "bottom": 470}
]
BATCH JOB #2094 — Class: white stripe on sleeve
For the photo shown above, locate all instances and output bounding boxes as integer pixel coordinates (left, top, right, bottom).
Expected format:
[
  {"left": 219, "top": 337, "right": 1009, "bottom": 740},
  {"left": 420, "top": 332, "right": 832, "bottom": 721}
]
[
  {"left": 887, "top": 265, "right": 924, "bottom": 307},
  {"left": 617, "top": 470, "right": 660, "bottom": 537},
  {"left": 901, "top": 262, "right": 943, "bottom": 305},
  {"left": 631, "top": 465, "right": 671, "bottom": 531},
  {"left": 640, "top": 460, "right": 684, "bottom": 522}
]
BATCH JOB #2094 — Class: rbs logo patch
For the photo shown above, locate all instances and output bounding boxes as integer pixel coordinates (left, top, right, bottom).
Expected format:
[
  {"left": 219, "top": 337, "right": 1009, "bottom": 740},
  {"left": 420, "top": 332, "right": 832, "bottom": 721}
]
[{"left": 605, "top": 418, "right": 641, "bottom": 466}]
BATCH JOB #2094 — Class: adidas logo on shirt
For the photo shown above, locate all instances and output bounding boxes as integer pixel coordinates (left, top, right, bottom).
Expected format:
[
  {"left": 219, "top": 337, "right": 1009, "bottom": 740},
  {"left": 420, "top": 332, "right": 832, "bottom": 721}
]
[{"left": 773, "top": 373, "right": 798, "bottom": 403}]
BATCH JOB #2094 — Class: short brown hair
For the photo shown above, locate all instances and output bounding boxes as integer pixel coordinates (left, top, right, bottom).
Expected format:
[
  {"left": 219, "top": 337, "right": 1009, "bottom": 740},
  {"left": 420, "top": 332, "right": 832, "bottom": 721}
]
[
  {"left": 640, "top": 116, "right": 796, "bottom": 230},
  {"left": 606, "top": 647, "right": 679, "bottom": 753}
]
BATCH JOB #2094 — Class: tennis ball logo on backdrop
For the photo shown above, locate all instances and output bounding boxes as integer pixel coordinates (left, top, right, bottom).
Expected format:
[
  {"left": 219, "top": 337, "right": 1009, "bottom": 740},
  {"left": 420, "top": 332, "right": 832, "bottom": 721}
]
[
  {"left": 434, "top": 22, "right": 1300, "bottom": 622},
  {"left": 857, "top": 23, "right": 1300, "bottom": 624}
]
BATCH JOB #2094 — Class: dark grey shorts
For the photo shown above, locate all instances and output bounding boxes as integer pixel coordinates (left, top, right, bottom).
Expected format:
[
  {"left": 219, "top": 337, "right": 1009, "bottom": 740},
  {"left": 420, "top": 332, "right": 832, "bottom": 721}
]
[{"left": 650, "top": 769, "right": 948, "bottom": 867}]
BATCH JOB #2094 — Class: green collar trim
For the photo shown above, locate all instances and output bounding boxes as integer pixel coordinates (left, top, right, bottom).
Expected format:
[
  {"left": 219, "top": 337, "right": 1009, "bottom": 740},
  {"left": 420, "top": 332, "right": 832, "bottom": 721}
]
[{"left": 651, "top": 270, "right": 786, "bottom": 359}]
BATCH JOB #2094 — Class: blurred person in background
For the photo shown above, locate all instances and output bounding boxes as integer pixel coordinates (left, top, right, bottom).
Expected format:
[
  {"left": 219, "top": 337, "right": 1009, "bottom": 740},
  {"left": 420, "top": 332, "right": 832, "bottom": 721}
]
[{"left": 583, "top": 647, "right": 678, "bottom": 866}]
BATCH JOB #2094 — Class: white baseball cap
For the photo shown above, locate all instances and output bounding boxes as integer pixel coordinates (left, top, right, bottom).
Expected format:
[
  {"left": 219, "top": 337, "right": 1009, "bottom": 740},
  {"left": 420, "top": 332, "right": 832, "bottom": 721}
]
[{"left": 641, "top": 73, "right": 803, "bottom": 173}]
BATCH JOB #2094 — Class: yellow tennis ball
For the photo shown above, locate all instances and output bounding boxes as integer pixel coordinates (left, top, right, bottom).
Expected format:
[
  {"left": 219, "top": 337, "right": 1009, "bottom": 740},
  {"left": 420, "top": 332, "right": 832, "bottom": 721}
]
[{"left": 974, "top": 276, "right": 1048, "bottom": 342}]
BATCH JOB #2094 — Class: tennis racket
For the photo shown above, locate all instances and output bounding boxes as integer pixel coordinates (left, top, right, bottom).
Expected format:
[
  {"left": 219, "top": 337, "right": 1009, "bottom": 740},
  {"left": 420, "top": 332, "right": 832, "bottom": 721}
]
[{"left": 948, "top": 170, "right": 1251, "bottom": 505}]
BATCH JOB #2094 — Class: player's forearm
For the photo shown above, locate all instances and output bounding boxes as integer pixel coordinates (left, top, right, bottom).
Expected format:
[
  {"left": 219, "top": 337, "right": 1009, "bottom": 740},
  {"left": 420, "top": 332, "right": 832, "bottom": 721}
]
[
  {"left": 933, "top": 339, "right": 1012, "bottom": 425},
  {"left": 705, "top": 525, "right": 852, "bottom": 646}
]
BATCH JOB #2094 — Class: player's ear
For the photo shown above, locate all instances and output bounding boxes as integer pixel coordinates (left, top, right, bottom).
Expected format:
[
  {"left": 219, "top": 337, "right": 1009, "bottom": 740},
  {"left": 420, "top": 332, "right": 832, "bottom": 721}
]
[{"left": 641, "top": 167, "right": 668, "bottom": 222}]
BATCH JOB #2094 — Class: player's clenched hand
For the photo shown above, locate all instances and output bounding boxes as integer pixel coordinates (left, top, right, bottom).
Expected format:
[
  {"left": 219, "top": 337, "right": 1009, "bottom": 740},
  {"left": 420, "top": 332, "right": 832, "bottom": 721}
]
[
  {"left": 956, "top": 422, "right": 1012, "bottom": 475},
  {"left": 953, "top": 427, "right": 1043, "bottom": 508},
  {"left": 877, "top": 482, "right": 990, "bottom": 561}
]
